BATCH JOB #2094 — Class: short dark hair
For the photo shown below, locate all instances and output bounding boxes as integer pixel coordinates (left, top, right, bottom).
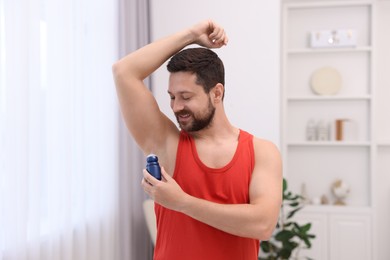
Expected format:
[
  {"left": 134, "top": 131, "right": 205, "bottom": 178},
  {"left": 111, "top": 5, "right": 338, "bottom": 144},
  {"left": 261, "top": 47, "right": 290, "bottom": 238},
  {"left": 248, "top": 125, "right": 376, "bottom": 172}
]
[{"left": 167, "top": 48, "right": 225, "bottom": 99}]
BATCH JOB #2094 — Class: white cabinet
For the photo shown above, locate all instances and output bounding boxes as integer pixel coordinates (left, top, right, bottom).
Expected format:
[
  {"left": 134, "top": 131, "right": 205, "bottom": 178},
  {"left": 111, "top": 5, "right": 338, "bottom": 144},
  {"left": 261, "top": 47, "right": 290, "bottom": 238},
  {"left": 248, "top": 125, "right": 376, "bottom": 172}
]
[
  {"left": 295, "top": 211, "right": 328, "bottom": 260},
  {"left": 329, "top": 213, "right": 372, "bottom": 260},
  {"left": 375, "top": 147, "right": 390, "bottom": 260},
  {"left": 282, "top": 0, "right": 374, "bottom": 206},
  {"left": 281, "top": 0, "right": 374, "bottom": 259},
  {"left": 295, "top": 207, "right": 372, "bottom": 260}
]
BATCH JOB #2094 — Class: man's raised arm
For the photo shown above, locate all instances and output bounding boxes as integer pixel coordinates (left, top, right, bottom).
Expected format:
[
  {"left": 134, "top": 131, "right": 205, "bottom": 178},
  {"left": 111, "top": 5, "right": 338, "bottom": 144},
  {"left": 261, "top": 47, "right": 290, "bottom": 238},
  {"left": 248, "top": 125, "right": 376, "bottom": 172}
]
[{"left": 112, "top": 20, "right": 228, "bottom": 155}]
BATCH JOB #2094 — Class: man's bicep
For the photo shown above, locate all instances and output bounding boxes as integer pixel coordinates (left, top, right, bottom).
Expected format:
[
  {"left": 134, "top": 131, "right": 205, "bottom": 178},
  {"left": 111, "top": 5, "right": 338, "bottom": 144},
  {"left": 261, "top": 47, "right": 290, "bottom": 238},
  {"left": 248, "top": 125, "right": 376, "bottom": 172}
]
[
  {"left": 248, "top": 141, "right": 282, "bottom": 239},
  {"left": 249, "top": 139, "right": 283, "bottom": 208}
]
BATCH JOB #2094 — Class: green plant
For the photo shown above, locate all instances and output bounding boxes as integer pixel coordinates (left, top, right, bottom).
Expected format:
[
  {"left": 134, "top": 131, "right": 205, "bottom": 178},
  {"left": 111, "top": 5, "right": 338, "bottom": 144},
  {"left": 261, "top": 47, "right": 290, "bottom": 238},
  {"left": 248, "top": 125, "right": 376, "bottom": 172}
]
[{"left": 259, "top": 178, "right": 316, "bottom": 260}]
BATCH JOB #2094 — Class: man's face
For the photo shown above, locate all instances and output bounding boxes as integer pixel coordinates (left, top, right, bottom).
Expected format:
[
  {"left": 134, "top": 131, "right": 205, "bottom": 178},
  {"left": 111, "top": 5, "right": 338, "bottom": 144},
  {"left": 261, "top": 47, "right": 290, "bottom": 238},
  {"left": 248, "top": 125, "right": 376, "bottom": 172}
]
[{"left": 168, "top": 72, "right": 215, "bottom": 132}]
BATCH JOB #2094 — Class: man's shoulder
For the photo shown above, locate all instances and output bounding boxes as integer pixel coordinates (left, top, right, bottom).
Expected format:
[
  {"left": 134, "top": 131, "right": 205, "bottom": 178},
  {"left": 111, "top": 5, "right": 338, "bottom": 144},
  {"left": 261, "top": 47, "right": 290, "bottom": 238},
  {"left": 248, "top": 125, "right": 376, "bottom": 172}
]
[
  {"left": 248, "top": 134, "right": 280, "bottom": 158},
  {"left": 239, "top": 129, "right": 276, "bottom": 147},
  {"left": 249, "top": 135, "right": 282, "bottom": 176}
]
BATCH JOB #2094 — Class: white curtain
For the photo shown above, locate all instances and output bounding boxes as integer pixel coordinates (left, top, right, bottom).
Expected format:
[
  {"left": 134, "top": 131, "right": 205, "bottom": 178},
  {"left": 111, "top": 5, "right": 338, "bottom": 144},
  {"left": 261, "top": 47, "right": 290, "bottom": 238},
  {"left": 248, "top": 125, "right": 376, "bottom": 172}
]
[
  {"left": 0, "top": 0, "right": 120, "bottom": 259},
  {"left": 117, "top": 0, "right": 154, "bottom": 259}
]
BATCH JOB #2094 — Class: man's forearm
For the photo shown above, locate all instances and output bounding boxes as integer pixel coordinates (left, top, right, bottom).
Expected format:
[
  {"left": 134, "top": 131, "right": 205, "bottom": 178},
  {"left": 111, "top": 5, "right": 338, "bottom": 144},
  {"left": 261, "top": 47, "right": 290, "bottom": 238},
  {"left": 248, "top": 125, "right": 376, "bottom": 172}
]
[
  {"left": 113, "top": 28, "right": 194, "bottom": 81},
  {"left": 113, "top": 20, "right": 228, "bottom": 81},
  {"left": 179, "top": 195, "right": 277, "bottom": 241}
]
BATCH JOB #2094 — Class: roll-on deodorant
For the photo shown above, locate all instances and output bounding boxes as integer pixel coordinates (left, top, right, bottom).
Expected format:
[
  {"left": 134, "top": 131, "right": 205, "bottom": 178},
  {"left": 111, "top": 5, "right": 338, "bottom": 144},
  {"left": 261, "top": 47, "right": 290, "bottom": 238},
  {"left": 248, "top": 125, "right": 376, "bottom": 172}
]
[{"left": 146, "top": 154, "right": 161, "bottom": 180}]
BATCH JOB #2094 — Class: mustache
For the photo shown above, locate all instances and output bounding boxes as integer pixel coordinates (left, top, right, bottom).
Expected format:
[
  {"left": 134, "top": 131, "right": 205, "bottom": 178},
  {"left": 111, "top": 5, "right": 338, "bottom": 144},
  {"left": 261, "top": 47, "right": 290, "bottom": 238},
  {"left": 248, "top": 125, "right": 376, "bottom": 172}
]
[{"left": 175, "top": 109, "right": 193, "bottom": 117}]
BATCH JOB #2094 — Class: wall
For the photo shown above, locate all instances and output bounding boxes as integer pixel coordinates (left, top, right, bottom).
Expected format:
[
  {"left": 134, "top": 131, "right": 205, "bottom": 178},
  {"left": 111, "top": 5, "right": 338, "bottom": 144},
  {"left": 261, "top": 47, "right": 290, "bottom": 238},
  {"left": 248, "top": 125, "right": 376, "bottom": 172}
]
[
  {"left": 375, "top": 1, "right": 390, "bottom": 259},
  {"left": 149, "top": 0, "right": 281, "bottom": 146}
]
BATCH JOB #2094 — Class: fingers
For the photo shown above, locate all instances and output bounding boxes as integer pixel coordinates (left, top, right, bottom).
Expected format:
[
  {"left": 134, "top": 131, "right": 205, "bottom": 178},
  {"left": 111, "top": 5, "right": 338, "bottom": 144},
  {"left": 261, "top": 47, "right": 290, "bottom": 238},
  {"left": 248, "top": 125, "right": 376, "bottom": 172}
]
[
  {"left": 142, "top": 167, "right": 167, "bottom": 194},
  {"left": 192, "top": 19, "right": 228, "bottom": 48},
  {"left": 142, "top": 169, "right": 158, "bottom": 199},
  {"left": 143, "top": 169, "right": 159, "bottom": 186},
  {"left": 208, "top": 21, "right": 228, "bottom": 46},
  {"left": 142, "top": 168, "right": 169, "bottom": 200},
  {"left": 160, "top": 167, "right": 170, "bottom": 181}
]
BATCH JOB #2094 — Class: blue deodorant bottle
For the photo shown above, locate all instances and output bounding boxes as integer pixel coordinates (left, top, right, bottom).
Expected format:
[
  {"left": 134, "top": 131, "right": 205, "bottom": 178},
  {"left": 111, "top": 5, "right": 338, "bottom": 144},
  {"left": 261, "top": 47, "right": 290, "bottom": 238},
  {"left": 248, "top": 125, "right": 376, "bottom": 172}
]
[{"left": 146, "top": 154, "right": 162, "bottom": 180}]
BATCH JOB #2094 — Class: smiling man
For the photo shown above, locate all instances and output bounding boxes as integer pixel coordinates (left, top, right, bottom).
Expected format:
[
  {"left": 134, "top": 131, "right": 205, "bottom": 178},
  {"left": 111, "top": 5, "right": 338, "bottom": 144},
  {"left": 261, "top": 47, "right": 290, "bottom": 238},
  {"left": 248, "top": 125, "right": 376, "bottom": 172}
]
[
  {"left": 112, "top": 20, "right": 282, "bottom": 260},
  {"left": 168, "top": 48, "right": 220, "bottom": 132}
]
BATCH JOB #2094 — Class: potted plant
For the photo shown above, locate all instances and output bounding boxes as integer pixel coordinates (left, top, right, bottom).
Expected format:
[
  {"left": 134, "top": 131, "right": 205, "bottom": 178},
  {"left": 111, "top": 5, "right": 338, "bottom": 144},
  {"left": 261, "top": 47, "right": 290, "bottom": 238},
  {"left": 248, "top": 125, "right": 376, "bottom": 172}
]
[{"left": 259, "top": 178, "right": 316, "bottom": 260}]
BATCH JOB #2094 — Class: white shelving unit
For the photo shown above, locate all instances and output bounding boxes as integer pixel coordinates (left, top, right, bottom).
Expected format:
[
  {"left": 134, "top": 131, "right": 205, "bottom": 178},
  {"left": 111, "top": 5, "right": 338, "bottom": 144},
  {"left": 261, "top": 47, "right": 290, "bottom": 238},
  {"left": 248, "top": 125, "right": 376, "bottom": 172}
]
[
  {"left": 282, "top": 0, "right": 374, "bottom": 205},
  {"left": 281, "top": 1, "right": 376, "bottom": 259}
]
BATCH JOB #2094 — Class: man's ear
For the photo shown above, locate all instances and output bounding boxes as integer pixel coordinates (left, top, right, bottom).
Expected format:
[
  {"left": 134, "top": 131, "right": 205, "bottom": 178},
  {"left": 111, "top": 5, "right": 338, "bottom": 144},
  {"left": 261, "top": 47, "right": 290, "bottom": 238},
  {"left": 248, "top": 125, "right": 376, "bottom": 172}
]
[{"left": 212, "top": 83, "right": 224, "bottom": 103}]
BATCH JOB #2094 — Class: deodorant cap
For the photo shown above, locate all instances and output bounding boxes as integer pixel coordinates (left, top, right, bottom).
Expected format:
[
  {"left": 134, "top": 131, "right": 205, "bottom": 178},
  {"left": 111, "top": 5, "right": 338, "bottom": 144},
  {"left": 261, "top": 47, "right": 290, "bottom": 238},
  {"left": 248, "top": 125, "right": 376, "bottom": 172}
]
[{"left": 146, "top": 154, "right": 158, "bottom": 162}]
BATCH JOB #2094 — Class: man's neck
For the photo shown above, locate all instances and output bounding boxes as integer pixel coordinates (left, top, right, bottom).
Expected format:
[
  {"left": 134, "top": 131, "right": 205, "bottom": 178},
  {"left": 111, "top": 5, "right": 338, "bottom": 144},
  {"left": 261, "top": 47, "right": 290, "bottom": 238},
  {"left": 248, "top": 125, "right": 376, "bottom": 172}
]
[{"left": 189, "top": 120, "right": 239, "bottom": 142}]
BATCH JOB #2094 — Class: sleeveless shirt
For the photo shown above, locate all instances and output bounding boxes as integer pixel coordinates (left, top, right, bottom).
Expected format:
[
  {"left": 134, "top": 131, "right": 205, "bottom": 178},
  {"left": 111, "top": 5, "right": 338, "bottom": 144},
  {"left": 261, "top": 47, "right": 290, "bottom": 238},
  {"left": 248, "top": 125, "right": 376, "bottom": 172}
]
[{"left": 153, "top": 129, "right": 260, "bottom": 260}]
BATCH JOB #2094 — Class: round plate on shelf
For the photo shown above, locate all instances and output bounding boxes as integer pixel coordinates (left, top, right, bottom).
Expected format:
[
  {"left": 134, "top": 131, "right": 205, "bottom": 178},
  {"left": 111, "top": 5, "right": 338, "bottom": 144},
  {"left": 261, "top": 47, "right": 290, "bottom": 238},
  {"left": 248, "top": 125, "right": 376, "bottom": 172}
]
[{"left": 310, "top": 67, "right": 342, "bottom": 95}]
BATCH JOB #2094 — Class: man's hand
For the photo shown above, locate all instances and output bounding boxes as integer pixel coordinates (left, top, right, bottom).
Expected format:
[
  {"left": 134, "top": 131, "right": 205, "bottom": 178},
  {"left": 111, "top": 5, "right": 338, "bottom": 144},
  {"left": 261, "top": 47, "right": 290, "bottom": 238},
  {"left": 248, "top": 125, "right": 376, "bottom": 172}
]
[
  {"left": 190, "top": 20, "right": 229, "bottom": 48},
  {"left": 142, "top": 167, "right": 189, "bottom": 212}
]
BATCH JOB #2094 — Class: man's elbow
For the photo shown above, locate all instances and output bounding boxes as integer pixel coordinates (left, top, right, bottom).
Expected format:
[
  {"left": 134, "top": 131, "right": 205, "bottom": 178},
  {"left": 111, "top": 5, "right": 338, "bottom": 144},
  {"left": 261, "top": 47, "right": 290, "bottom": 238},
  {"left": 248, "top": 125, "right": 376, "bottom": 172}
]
[
  {"left": 257, "top": 223, "right": 277, "bottom": 241},
  {"left": 112, "top": 61, "right": 131, "bottom": 90},
  {"left": 250, "top": 218, "right": 278, "bottom": 241},
  {"left": 112, "top": 61, "right": 123, "bottom": 80}
]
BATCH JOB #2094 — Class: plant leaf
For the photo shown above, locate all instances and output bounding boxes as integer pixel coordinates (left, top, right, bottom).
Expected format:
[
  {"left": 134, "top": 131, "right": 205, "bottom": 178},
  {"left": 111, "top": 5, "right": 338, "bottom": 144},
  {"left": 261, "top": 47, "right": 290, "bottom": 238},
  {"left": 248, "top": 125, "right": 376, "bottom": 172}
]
[
  {"left": 302, "top": 236, "right": 312, "bottom": 248},
  {"left": 300, "top": 223, "right": 312, "bottom": 233},
  {"left": 260, "top": 241, "right": 270, "bottom": 253},
  {"left": 275, "top": 230, "right": 294, "bottom": 241},
  {"left": 287, "top": 206, "right": 303, "bottom": 219},
  {"left": 280, "top": 248, "right": 292, "bottom": 259},
  {"left": 283, "top": 222, "right": 293, "bottom": 228},
  {"left": 289, "top": 202, "right": 300, "bottom": 207},
  {"left": 293, "top": 222, "right": 311, "bottom": 235}
]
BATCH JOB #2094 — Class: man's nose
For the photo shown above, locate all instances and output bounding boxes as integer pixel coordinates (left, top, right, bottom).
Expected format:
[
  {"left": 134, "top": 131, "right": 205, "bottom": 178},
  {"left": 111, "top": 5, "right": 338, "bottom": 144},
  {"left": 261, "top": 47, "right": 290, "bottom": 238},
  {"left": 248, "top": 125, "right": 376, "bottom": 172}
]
[{"left": 172, "top": 100, "right": 184, "bottom": 113}]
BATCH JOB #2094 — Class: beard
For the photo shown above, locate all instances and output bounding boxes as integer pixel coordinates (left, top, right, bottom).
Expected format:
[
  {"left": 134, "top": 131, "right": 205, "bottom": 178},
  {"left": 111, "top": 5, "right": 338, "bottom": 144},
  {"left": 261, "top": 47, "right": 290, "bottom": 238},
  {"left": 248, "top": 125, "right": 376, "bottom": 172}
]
[{"left": 175, "top": 98, "right": 216, "bottom": 132}]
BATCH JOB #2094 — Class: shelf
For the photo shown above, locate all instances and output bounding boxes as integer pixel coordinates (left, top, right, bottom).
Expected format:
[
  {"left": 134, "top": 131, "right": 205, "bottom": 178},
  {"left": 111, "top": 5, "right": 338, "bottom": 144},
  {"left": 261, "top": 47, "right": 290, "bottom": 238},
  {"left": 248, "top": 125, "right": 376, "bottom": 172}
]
[
  {"left": 287, "top": 95, "right": 371, "bottom": 101},
  {"left": 285, "top": 1, "right": 373, "bottom": 9},
  {"left": 301, "top": 205, "right": 372, "bottom": 214},
  {"left": 287, "top": 141, "right": 371, "bottom": 147},
  {"left": 287, "top": 46, "right": 372, "bottom": 54},
  {"left": 377, "top": 142, "right": 390, "bottom": 147}
]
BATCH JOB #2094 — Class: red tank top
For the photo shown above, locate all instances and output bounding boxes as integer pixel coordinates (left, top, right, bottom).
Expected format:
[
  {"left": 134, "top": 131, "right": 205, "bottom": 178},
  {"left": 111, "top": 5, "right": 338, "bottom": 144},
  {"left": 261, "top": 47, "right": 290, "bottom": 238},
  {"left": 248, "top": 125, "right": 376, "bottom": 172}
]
[{"left": 153, "top": 130, "right": 260, "bottom": 260}]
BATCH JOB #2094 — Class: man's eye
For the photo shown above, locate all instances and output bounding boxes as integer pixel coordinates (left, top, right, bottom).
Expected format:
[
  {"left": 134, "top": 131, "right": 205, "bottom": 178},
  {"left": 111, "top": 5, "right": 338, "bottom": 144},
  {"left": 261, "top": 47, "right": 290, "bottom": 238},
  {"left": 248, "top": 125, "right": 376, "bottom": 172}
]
[
  {"left": 170, "top": 96, "right": 175, "bottom": 100},
  {"left": 183, "top": 96, "right": 191, "bottom": 100}
]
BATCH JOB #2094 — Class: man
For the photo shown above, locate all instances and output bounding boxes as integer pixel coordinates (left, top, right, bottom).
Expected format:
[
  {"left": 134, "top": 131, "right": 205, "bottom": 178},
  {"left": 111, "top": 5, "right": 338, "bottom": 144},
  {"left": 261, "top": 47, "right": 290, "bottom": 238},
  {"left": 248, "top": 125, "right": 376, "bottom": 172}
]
[{"left": 112, "top": 20, "right": 282, "bottom": 260}]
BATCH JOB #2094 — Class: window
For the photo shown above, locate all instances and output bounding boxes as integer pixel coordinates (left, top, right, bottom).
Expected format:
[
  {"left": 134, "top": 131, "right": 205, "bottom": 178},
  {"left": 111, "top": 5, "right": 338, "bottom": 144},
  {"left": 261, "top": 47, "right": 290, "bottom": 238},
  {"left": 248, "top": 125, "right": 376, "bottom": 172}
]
[{"left": 0, "top": 1, "right": 120, "bottom": 259}]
